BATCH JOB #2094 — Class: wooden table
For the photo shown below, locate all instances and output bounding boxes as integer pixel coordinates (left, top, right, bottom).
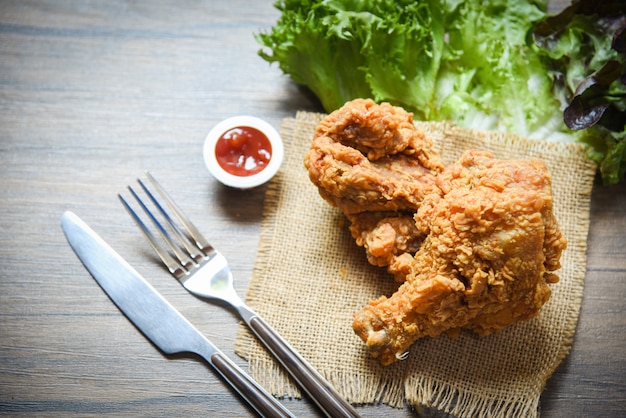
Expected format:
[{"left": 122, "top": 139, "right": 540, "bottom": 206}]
[{"left": 1, "top": 1, "right": 624, "bottom": 417}]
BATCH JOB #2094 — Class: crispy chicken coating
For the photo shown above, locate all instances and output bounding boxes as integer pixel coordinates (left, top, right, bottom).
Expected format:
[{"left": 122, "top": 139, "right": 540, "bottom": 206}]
[
  {"left": 305, "top": 99, "right": 567, "bottom": 365},
  {"left": 352, "top": 150, "right": 567, "bottom": 365},
  {"left": 304, "top": 98, "right": 444, "bottom": 216},
  {"left": 304, "top": 99, "right": 567, "bottom": 366},
  {"left": 304, "top": 99, "right": 443, "bottom": 278},
  {"left": 346, "top": 212, "right": 424, "bottom": 282},
  {"left": 313, "top": 98, "right": 444, "bottom": 169}
]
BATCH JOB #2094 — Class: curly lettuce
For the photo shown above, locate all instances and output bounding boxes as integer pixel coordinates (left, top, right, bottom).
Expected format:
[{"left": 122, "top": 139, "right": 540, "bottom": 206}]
[{"left": 257, "top": 0, "right": 626, "bottom": 184}]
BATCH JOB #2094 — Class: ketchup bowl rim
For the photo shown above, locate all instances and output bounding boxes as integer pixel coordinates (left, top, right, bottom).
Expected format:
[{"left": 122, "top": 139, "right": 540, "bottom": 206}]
[{"left": 203, "top": 116, "right": 284, "bottom": 189}]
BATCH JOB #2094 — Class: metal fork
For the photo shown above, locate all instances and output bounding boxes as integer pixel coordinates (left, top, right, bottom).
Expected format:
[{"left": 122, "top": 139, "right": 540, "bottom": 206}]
[{"left": 119, "top": 172, "right": 361, "bottom": 418}]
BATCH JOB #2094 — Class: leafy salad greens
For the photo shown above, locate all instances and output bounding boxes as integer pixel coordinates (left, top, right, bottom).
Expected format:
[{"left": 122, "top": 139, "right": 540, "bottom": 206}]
[{"left": 256, "top": 0, "right": 626, "bottom": 185}]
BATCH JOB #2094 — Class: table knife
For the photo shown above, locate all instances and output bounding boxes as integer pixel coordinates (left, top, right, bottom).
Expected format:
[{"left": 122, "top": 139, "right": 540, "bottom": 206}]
[{"left": 61, "top": 211, "right": 294, "bottom": 418}]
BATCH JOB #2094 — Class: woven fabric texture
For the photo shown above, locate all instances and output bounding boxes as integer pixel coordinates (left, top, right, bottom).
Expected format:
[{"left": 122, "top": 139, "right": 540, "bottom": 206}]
[{"left": 235, "top": 111, "right": 597, "bottom": 417}]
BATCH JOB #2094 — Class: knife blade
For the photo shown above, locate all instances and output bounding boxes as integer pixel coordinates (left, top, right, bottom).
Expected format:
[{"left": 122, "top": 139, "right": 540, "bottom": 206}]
[{"left": 61, "top": 211, "right": 294, "bottom": 418}]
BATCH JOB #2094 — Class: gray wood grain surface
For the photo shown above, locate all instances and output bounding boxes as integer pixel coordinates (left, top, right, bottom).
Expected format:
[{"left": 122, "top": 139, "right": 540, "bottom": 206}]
[{"left": 1, "top": 1, "right": 624, "bottom": 417}]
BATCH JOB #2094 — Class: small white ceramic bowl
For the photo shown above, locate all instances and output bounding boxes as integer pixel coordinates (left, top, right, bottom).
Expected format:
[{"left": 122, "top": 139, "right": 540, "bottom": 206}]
[{"left": 203, "top": 116, "right": 284, "bottom": 189}]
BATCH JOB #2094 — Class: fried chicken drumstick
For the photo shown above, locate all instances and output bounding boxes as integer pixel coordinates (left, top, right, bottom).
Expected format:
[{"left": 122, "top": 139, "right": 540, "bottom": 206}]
[
  {"left": 353, "top": 150, "right": 567, "bottom": 365},
  {"left": 305, "top": 99, "right": 567, "bottom": 365}
]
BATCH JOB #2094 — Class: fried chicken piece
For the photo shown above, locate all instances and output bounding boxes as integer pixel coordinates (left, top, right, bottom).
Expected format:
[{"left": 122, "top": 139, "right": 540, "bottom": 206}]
[
  {"left": 305, "top": 99, "right": 443, "bottom": 276},
  {"left": 304, "top": 99, "right": 444, "bottom": 215},
  {"left": 353, "top": 150, "right": 567, "bottom": 365},
  {"left": 314, "top": 98, "right": 443, "bottom": 170}
]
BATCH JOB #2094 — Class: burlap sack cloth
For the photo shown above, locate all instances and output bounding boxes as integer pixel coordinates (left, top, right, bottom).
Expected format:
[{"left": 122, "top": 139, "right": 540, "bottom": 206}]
[{"left": 235, "top": 111, "right": 597, "bottom": 417}]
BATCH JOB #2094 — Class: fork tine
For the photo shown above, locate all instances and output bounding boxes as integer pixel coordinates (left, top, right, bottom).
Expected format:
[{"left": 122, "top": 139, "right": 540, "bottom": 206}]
[
  {"left": 136, "top": 178, "right": 205, "bottom": 263},
  {"left": 127, "top": 184, "right": 197, "bottom": 270},
  {"left": 118, "top": 193, "right": 189, "bottom": 279},
  {"left": 145, "top": 172, "right": 214, "bottom": 255}
]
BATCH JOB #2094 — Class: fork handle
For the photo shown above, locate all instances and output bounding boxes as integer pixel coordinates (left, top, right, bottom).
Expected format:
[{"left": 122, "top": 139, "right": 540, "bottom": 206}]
[{"left": 245, "top": 314, "right": 362, "bottom": 418}]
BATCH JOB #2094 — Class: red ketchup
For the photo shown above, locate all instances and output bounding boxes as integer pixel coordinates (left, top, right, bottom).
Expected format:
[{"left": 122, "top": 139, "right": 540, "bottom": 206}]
[{"left": 214, "top": 126, "right": 272, "bottom": 176}]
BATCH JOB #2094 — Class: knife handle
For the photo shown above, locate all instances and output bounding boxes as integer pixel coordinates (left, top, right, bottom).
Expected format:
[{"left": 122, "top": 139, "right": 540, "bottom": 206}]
[
  {"left": 246, "top": 314, "right": 361, "bottom": 418},
  {"left": 209, "top": 352, "right": 294, "bottom": 418}
]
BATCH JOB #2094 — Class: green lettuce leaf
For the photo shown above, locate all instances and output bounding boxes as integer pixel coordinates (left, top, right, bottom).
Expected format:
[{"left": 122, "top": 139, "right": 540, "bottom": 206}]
[{"left": 256, "top": 0, "right": 626, "bottom": 184}]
